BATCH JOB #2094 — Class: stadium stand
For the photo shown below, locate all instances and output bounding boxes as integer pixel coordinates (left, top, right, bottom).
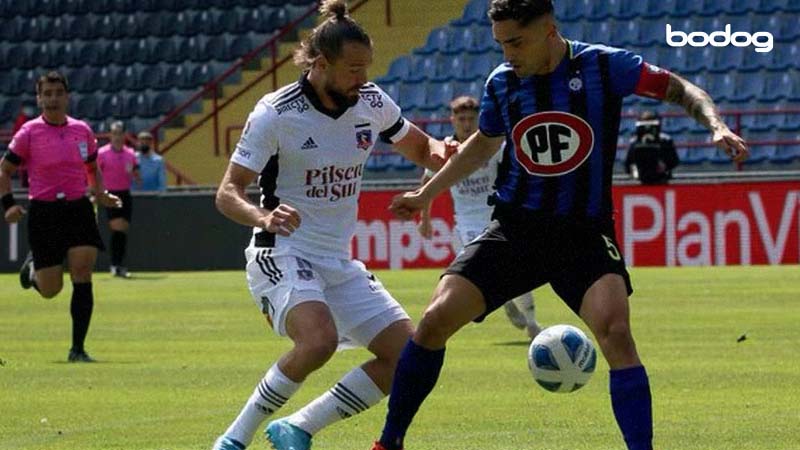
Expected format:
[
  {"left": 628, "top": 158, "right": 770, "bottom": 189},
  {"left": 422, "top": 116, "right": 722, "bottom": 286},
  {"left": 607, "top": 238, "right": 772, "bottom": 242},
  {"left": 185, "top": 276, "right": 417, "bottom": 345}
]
[
  {"left": 367, "top": 0, "right": 799, "bottom": 173},
  {"left": 0, "top": 0, "right": 314, "bottom": 133}
]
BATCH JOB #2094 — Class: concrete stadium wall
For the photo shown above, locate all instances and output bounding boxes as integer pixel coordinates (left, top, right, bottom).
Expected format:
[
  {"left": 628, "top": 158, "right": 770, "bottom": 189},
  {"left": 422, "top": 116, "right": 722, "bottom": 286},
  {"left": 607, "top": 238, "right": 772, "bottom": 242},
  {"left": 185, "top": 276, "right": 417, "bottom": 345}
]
[{"left": 0, "top": 193, "right": 254, "bottom": 273}]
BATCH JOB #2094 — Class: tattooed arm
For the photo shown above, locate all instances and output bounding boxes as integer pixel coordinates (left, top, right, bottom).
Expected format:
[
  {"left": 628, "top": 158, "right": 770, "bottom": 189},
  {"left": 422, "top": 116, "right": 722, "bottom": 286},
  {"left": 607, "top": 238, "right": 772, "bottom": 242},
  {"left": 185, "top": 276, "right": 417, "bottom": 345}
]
[{"left": 663, "top": 72, "right": 749, "bottom": 163}]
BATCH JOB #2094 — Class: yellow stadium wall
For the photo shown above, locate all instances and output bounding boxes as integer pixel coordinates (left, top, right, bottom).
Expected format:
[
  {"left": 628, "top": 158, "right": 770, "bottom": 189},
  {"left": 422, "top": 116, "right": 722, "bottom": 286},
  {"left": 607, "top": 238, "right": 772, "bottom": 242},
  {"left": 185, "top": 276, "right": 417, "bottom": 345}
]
[{"left": 163, "top": 0, "right": 470, "bottom": 185}]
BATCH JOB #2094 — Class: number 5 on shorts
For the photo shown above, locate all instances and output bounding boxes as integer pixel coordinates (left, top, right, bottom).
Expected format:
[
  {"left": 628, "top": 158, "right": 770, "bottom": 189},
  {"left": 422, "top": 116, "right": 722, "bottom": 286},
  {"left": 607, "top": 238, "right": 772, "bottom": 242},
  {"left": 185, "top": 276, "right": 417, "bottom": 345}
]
[{"left": 601, "top": 234, "right": 622, "bottom": 261}]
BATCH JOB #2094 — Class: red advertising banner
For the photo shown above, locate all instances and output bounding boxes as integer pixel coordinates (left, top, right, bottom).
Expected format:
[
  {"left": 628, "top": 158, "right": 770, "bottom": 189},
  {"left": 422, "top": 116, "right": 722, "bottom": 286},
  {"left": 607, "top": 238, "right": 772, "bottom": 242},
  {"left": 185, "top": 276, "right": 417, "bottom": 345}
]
[{"left": 354, "top": 180, "right": 800, "bottom": 268}]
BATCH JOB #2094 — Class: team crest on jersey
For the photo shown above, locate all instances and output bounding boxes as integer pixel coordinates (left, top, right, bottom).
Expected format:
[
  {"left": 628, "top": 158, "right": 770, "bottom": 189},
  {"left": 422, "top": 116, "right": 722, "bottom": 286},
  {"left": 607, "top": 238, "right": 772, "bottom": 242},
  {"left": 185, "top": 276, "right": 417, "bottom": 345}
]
[
  {"left": 569, "top": 77, "right": 583, "bottom": 92},
  {"left": 356, "top": 129, "right": 373, "bottom": 151},
  {"left": 77, "top": 141, "right": 89, "bottom": 160},
  {"left": 511, "top": 111, "right": 594, "bottom": 177}
]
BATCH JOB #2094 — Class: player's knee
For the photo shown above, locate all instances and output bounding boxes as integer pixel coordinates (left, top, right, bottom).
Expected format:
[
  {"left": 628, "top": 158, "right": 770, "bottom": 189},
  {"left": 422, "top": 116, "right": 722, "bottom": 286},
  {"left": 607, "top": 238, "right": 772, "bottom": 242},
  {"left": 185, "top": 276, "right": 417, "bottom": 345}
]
[
  {"left": 596, "top": 320, "right": 635, "bottom": 351},
  {"left": 39, "top": 284, "right": 62, "bottom": 299},
  {"left": 415, "top": 303, "right": 458, "bottom": 347},
  {"left": 296, "top": 332, "right": 338, "bottom": 363}
]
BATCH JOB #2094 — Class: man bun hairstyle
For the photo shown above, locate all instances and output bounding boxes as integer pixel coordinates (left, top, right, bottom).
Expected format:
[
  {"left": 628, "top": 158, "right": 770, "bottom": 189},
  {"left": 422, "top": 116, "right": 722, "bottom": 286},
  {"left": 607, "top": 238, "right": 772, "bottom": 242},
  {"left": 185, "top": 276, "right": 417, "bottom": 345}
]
[
  {"left": 293, "top": 0, "right": 372, "bottom": 70},
  {"left": 488, "top": 0, "right": 554, "bottom": 26}
]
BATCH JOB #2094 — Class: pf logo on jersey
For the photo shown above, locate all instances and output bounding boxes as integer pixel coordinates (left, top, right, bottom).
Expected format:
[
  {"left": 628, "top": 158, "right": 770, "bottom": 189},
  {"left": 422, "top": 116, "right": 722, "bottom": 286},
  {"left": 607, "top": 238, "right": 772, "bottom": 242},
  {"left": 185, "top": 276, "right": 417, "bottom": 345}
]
[{"left": 511, "top": 111, "right": 594, "bottom": 177}]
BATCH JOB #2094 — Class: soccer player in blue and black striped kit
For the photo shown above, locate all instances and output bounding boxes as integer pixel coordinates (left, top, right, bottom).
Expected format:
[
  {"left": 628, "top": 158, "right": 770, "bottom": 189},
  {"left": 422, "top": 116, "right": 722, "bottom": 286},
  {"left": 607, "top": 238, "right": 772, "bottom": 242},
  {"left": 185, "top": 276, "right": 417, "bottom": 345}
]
[{"left": 371, "top": 1, "right": 749, "bottom": 449}]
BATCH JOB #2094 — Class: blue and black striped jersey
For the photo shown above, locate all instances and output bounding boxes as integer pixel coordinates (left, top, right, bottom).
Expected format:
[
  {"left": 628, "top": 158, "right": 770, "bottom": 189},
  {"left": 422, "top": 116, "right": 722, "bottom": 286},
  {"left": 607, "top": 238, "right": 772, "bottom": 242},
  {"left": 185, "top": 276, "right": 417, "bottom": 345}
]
[{"left": 479, "top": 40, "right": 669, "bottom": 222}]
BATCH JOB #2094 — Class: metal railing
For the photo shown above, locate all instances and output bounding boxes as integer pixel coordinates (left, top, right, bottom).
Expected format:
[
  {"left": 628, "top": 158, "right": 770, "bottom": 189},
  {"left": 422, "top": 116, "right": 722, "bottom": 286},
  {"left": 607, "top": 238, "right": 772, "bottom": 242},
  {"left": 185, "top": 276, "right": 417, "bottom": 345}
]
[{"left": 149, "top": 0, "right": 387, "bottom": 158}]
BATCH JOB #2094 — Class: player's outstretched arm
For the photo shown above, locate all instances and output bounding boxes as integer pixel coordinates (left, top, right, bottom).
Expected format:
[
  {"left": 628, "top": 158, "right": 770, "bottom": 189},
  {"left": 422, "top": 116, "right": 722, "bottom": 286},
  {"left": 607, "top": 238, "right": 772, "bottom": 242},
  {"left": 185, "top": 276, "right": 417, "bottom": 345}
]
[
  {"left": 216, "top": 162, "right": 300, "bottom": 236},
  {"left": 390, "top": 131, "right": 503, "bottom": 220},
  {"left": 392, "top": 123, "right": 455, "bottom": 171},
  {"left": 663, "top": 72, "right": 749, "bottom": 162}
]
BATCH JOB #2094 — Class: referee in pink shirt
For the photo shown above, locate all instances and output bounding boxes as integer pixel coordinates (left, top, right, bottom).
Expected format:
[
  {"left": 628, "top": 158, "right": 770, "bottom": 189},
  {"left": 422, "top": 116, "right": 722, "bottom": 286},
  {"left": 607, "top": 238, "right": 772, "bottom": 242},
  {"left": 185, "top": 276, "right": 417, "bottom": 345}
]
[
  {"left": 98, "top": 121, "right": 140, "bottom": 278},
  {"left": 0, "top": 71, "right": 122, "bottom": 363}
]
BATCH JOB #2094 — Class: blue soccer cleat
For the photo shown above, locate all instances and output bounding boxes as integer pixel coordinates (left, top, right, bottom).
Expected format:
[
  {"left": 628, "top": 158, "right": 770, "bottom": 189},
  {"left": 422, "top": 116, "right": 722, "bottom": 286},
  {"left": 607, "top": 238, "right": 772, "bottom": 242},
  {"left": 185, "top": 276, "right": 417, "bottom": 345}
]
[
  {"left": 211, "top": 436, "right": 246, "bottom": 450},
  {"left": 265, "top": 418, "right": 312, "bottom": 450}
]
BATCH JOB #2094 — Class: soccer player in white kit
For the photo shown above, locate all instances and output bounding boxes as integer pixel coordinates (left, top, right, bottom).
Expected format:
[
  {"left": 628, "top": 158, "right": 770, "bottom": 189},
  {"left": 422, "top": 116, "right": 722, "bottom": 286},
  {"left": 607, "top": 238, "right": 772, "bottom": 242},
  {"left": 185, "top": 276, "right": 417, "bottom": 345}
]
[
  {"left": 211, "top": 2, "right": 452, "bottom": 450},
  {"left": 418, "top": 96, "right": 541, "bottom": 339}
]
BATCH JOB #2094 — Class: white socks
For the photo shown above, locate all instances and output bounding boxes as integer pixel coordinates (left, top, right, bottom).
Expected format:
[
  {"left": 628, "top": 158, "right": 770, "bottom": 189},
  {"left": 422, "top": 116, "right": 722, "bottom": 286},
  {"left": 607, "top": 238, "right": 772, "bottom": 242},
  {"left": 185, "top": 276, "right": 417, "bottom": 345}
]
[
  {"left": 224, "top": 364, "right": 301, "bottom": 446},
  {"left": 287, "top": 367, "right": 384, "bottom": 435},
  {"left": 511, "top": 292, "right": 538, "bottom": 326}
]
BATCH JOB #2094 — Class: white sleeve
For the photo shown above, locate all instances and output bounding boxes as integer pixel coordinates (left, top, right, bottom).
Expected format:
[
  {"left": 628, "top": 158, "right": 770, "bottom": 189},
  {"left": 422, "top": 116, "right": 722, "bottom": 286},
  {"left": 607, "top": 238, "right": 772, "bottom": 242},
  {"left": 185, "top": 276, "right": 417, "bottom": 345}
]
[
  {"left": 373, "top": 85, "right": 411, "bottom": 144},
  {"left": 230, "top": 102, "right": 278, "bottom": 172}
]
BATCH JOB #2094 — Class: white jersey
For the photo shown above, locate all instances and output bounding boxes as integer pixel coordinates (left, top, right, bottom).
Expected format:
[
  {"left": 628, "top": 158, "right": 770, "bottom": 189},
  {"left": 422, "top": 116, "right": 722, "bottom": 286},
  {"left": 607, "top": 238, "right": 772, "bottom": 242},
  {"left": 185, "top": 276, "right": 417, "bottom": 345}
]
[
  {"left": 449, "top": 141, "right": 503, "bottom": 229},
  {"left": 231, "top": 75, "right": 410, "bottom": 258}
]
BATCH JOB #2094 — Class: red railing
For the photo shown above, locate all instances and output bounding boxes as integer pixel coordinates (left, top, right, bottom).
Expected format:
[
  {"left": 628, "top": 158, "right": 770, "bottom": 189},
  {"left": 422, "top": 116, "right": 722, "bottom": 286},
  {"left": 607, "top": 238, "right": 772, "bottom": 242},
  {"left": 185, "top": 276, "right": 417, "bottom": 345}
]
[{"left": 149, "top": 0, "right": 388, "bottom": 158}]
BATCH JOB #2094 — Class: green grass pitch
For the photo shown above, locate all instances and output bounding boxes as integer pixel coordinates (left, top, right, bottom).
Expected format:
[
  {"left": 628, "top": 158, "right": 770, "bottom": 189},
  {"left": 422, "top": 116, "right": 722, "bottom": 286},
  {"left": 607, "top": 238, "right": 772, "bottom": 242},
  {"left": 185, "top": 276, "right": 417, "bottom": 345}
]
[{"left": 1, "top": 266, "right": 798, "bottom": 450}]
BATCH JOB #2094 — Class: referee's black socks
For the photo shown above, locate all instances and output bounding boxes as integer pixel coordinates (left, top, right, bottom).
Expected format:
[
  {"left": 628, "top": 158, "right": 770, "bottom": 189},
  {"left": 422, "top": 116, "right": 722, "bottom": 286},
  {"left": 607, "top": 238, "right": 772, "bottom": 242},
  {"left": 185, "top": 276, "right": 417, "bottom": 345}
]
[
  {"left": 110, "top": 231, "right": 127, "bottom": 267},
  {"left": 70, "top": 282, "right": 94, "bottom": 353}
]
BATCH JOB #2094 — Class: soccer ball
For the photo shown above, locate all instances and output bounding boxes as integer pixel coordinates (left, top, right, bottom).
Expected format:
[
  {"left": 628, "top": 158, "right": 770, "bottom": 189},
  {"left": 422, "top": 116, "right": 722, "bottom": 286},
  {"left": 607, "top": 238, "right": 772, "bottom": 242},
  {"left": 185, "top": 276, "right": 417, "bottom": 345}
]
[{"left": 527, "top": 324, "right": 597, "bottom": 393}]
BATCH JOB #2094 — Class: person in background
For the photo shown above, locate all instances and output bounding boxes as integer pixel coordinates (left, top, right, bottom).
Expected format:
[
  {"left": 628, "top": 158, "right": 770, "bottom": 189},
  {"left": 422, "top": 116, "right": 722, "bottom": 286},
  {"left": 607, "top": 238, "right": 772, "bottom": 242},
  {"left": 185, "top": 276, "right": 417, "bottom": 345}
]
[
  {"left": 0, "top": 71, "right": 122, "bottom": 362},
  {"left": 134, "top": 131, "right": 167, "bottom": 192},
  {"left": 97, "top": 120, "right": 139, "bottom": 278},
  {"left": 625, "top": 111, "right": 679, "bottom": 185},
  {"left": 417, "top": 96, "right": 541, "bottom": 340}
]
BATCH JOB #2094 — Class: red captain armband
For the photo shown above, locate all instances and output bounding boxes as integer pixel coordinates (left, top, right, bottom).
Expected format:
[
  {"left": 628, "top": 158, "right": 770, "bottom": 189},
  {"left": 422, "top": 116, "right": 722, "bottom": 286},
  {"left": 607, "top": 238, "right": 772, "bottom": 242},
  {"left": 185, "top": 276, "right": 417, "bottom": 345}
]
[{"left": 634, "top": 62, "right": 671, "bottom": 100}]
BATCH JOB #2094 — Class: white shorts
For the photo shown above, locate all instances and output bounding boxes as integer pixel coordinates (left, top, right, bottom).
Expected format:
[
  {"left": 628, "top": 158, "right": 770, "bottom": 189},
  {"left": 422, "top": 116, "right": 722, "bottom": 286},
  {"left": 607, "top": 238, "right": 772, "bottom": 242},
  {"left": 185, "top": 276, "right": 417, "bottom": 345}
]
[
  {"left": 244, "top": 245, "right": 409, "bottom": 349},
  {"left": 452, "top": 224, "right": 487, "bottom": 253}
]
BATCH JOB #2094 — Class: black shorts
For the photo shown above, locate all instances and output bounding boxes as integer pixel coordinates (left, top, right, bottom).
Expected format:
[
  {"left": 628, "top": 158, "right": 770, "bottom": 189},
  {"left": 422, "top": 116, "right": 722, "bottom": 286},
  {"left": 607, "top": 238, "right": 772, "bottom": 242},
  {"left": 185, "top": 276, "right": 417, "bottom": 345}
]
[
  {"left": 105, "top": 190, "right": 133, "bottom": 222},
  {"left": 444, "top": 209, "right": 633, "bottom": 321},
  {"left": 28, "top": 197, "right": 105, "bottom": 269}
]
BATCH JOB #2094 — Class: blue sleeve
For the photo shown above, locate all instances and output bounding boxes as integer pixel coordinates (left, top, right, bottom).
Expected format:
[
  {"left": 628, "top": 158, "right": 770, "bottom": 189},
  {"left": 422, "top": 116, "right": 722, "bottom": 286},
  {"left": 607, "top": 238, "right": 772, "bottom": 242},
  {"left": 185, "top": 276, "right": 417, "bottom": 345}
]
[
  {"left": 606, "top": 47, "right": 644, "bottom": 97},
  {"left": 478, "top": 79, "right": 506, "bottom": 137}
]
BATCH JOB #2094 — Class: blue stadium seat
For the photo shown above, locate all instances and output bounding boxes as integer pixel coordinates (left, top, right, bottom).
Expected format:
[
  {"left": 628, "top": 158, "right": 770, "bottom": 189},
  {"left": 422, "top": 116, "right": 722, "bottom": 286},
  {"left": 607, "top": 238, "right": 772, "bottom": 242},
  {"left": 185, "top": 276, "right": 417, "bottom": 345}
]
[
  {"left": 585, "top": 0, "right": 612, "bottom": 20},
  {"left": 743, "top": 145, "right": 774, "bottom": 164},
  {"left": 465, "top": 25, "right": 497, "bottom": 54},
  {"left": 662, "top": 115, "right": 694, "bottom": 134},
  {"left": 670, "top": 0, "right": 697, "bottom": 17},
  {"left": 111, "top": 0, "right": 137, "bottom": 13},
  {"left": 96, "top": 14, "right": 124, "bottom": 39},
  {"left": 731, "top": 73, "right": 763, "bottom": 103},
  {"left": 425, "top": 81, "right": 455, "bottom": 111},
  {"left": 640, "top": 0, "right": 673, "bottom": 18},
  {"left": 127, "top": 93, "right": 150, "bottom": 118},
  {"left": 29, "top": 42, "right": 55, "bottom": 69},
  {"left": 554, "top": 0, "right": 586, "bottom": 22},
  {"left": 0, "top": 71, "right": 13, "bottom": 95},
  {"left": 410, "top": 54, "right": 440, "bottom": 82},
  {"left": 62, "top": 0, "right": 89, "bottom": 14},
  {"left": 758, "top": 0, "right": 797, "bottom": 13},
  {"left": 678, "top": 147, "right": 709, "bottom": 165},
  {"left": 609, "top": 0, "right": 646, "bottom": 20},
  {"left": 384, "top": 56, "right": 412, "bottom": 83},
  {"left": 452, "top": 0, "right": 489, "bottom": 27},
  {"left": 119, "top": 13, "right": 147, "bottom": 39},
  {"left": 414, "top": 27, "right": 450, "bottom": 55},
  {"left": 365, "top": 154, "right": 389, "bottom": 171},
  {"left": 194, "top": 10, "right": 225, "bottom": 36},
  {"left": 156, "top": 38, "right": 181, "bottom": 64},
  {"left": 66, "top": 67, "right": 93, "bottom": 93},
  {"left": 75, "top": 95, "right": 100, "bottom": 120},
  {"left": 439, "top": 56, "right": 467, "bottom": 82},
  {"left": 201, "top": 35, "right": 228, "bottom": 62},
  {"left": 118, "top": 66, "right": 143, "bottom": 91},
  {"left": 770, "top": 143, "right": 800, "bottom": 164},
  {"left": 77, "top": 41, "right": 106, "bottom": 66},
  {"left": 711, "top": 74, "right": 735, "bottom": 102},
  {"left": 102, "top": 93, "right": 132, "bottom": 119},
  {"left": 151, "top": 92, "right": 176, "bottom": 116},
  {"left": 164, "top": 64, "right": 193, "bottom": 90},
  {"left": 709, "top": 47, "right": 743, "bottom": 74},
  {"left": 770, "top": 43, "right": 797, "bottom": 72},
  {"left": 609, "top": 21, "right": 637, "bottom": 46},
  {"left": 698, "top": 0, "right": 734, "bottom": 16},
  {"left": 778, "top": 112, "right": 800, "bottom": 132},
  {"left": 0, "top": 97, "right": 20, "bottom": 125},
  {"left": 148, "top": 12, "right": 178, "bottom": 38},
  {"left": 379, "top": 81, "right": 400, "bottom": 103},
  {"left": 95, "top": 66, "right": 120, "bottom": 92},
  {"left": 398, "top": 83, "right": 427, "bottom": 111},
  {"left": 238, "top": 7, "right": 279, "bottom": 34},
  {"left": 85, "top": 0, "right": 113, "bottom": 14},
  {"left": 452, "top": 80, "right": 483, "bottom": 100},
  {"left": 763, "top": 72, "right": 793, "bottom": 102},
  {"left": 228, "top": 35, "right": 254, "bottom": 59},
  {"left": 464, "top": 54, "right": 497, "bottom": 82},
  {"left": 729, "top": 0, "right": 760, "bottom": 13}
]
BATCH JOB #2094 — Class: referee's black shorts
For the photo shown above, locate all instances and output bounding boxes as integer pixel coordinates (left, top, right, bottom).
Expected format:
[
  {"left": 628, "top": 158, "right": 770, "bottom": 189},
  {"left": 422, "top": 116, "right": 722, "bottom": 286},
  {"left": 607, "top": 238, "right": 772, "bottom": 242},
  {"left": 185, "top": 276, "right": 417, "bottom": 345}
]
[
  {"left": 105, "top": 189, "right": 133, "bottom": 222},
  {"left": 444, "top": 208, "right": 633, "bottom": 321},
  {"left": 28, "top": 197, "right": 105, "bottom": 270}
]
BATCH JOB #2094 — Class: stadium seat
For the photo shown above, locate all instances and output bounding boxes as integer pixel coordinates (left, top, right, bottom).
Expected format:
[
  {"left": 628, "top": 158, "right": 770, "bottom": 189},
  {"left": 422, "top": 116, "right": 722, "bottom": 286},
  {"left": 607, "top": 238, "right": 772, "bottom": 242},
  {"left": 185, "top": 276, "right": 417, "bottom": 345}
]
[
  {"left": 380, "top": 81, "right": 400, "bottom": 103},
  {"left": 609, "top": 0, "right": 646, "bottom": 20},
  {"left": 425, "top": 81, "right": 455, "bottom": 111},
  {"left": 731, "top": 73, "right": 763, "bottom": 103},
  {"left": 29, "top": 42, "right": 56, "bottom": 69},
  {"left": 62, "top": 0, "right": 89, "bottom": 15},
  {"left": 414, "top": 27, "right": 449, "bottom": 55},
  {"left": 778, "top": 112, "right": 800, "bottom": 132},
  {"left": 729, "top": 0, "right": 760, "bottom": 13},
  {"left": 75, "top": 95, "right": 100, "bottom": 120},
  {"left": 111, "top": 0, "right": 137, "bottom": 13},
  {"left": 201, "top": 35, "right": 228, "bottom": 62},
  {"left": 706, "top": 47, "right": 739, "bottom": 74},
  {"left": 609, "top": 21, "right": 638, "bottom": 46},
  {"left": 398, "top": 83, "right": 427, "bottom": 111},
  {"left": 770, "top": 43, "right": 797, "bottom": 72},
  {"left": 640, "top": 0, "right": 673, "bottom": 18},
  {"left": 0, "top": 72, "right": 13, "bottom": 96},
  {"left": 464, "top": 54, "right": 497, "bottom": 82},
  {"left": 95, "top": 66, "right": 120, "bottom": 92},
  {"left": 365, "top": 153, "right": 389, "bottom": 172},
  {"left": 452, "top": 80, "right": 483, "bottom": 100},
  {"left": 554, "top": 0, "right": 585, "bottom": 22},
  {"left": 770, "top": 142, "right": 800, "bottom": 164},
  {"left": 27, "top": 16, "right": 53, "bottom": 42},
  {"left": 439, "top": 56, "right": 467, "bottom": 82},
  {"left": 228, "top": 35, "right": 254, "bottom": 59},
  {"left": 150, "top": 92, "right": 175, "bottom": 116},
  {"left": 384, "top": 56, "right": 412, "bottom": 83},
  {"left": 102, "top": 93, "right": 132, "bottom": 119},
  {"left": 763, "top": 72, "right": 794, "bottom": 102},
  {"left": 238, "top": 7, "right": 279, "bottom": 34},
  {"left": 195, "top": 10, "right": 225, "bottom": 36},
  {"left": 452, "top": 0, "right": 490, "bottom": 27},
  {"left": 67, "top": 67, "right": 93, "bottom": 94}
]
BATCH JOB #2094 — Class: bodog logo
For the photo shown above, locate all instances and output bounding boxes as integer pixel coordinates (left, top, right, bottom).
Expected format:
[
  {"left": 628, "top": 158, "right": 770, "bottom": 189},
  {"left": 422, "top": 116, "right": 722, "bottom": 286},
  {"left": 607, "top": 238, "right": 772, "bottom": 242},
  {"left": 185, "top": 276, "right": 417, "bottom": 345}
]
[{"left": 512, "top": 111, "right": 594, "bottom": 177}]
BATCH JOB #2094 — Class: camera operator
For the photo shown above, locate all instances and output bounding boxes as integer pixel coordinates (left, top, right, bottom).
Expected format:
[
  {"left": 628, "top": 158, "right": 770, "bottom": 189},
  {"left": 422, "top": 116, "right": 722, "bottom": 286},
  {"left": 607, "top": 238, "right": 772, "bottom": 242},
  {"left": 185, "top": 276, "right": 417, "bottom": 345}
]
[{"left": 625, "top": 111, "right": 680, "bottom": 185}]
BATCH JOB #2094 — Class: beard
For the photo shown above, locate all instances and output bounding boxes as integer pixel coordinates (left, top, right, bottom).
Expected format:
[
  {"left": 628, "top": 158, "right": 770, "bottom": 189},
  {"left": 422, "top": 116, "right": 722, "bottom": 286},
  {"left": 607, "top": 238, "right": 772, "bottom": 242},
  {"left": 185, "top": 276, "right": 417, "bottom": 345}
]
[{"left": 325, "top": 84, "right": 360, "bottom": 109}]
